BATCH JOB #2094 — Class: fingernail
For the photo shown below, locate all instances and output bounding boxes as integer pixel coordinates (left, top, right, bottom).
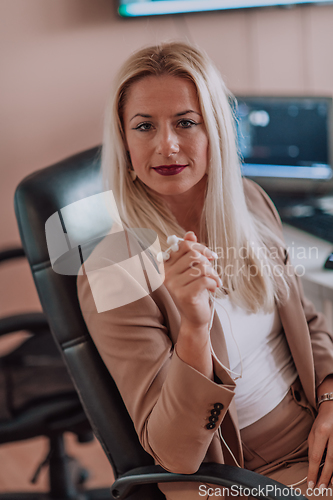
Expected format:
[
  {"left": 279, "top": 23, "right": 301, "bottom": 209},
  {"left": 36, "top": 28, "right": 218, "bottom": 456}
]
[
  {"left": 319, "top": 484, "right": 326, "bottom": 493},
  {"left": 308, "top": 481, "right": 314, "bottom": 489},
  {"left": 211, "top": 251, "right": 218, "bottom": 259}
]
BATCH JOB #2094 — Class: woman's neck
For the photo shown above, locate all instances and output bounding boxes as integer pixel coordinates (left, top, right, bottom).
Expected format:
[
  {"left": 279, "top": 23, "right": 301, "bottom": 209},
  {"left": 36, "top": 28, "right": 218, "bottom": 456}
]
[{"left": 158, "top": 175, "right": 207, "bottom": 238}]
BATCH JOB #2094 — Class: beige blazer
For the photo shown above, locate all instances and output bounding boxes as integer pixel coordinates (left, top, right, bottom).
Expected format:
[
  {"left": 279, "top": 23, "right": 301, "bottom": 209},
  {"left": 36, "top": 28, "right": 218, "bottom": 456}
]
[{"left": 77, "top": 179, "right": 333, "bottom": 500}]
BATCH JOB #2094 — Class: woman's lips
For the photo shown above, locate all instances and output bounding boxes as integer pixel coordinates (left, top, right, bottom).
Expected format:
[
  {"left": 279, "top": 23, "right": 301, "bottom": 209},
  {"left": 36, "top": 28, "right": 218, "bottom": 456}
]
[{"left": 152, "top": 165, "right": 188, "bottom": 176}]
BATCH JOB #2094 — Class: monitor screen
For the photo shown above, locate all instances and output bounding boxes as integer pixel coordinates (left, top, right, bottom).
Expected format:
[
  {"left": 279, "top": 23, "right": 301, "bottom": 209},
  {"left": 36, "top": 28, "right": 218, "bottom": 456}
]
[
  {"left": 235, "top": 96, "right": 333, "bottom": 194},
  {"left": 118, "top": 0, "right": 332, "bottom": 17}
]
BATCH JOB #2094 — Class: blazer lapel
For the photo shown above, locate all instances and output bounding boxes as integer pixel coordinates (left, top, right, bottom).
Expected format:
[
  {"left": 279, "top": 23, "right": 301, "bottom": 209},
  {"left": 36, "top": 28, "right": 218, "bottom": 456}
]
[{"left": 277, "top": 275, "right": 316, "bottom": 407}]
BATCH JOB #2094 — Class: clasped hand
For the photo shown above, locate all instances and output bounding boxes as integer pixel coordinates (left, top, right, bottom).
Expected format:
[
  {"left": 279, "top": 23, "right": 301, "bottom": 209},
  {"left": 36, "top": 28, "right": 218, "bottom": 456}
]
[{"left": 163, "top": 231, "right": 221, "bottom": 329}]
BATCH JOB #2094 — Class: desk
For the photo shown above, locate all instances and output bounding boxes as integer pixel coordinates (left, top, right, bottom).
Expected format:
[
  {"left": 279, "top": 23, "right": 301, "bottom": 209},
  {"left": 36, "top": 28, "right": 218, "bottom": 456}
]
[{"left": 283, "top": 224, "right": 333, "bottom": 333}]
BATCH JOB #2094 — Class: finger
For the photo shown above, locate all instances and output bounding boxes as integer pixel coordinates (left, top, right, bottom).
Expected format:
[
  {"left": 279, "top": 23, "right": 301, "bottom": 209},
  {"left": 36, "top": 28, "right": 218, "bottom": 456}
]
[
  {"left": 183, "top": 231, "right": 197, "bottom": 242},
  {"left": 183, "top": 274, "right": 221, "bottom": 295},
  {"left": 172, "top": 238, "right": 217, "bottom": 263},
  {"left": 189, "top": 260, "right": 221, "bottom": 287},
  {"left": 166, "top": 271, "right": 218, "bottom": 312},
  {"left": 168, "top": 250, "right": 217, "bottom": 281},
  {"left": 307, "top": 433, "right": 327, "bottom": 487},
  {"left": 177, "top": 259, "right": 222, "bottom": 289},
  {"left": 167, "top": 252, "right": 221, "bottom": 288},
  {"left": 171, "top": 274, "right": 218, "bottom": 298},
  {"left": 164, "top": 242, "right": 197, "bottom": 266},
  {"left": 315, "top": 440, "right": 333, "bottom": 488},
  {"left": 187, "top": 238, "right": 218, "bottom": 260}
]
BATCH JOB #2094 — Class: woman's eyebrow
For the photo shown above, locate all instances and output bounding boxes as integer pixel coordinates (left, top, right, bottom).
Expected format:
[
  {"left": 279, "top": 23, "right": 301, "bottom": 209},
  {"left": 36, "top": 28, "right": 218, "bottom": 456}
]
[
  {"left": 175, "top": 110, "right": 201, "bottom": 117},
  {"left": 130, "top": 113, "right": 152, "bottom": 122},
  {"left": 130, "top": 110, "right": 201, "bottom": 122}
]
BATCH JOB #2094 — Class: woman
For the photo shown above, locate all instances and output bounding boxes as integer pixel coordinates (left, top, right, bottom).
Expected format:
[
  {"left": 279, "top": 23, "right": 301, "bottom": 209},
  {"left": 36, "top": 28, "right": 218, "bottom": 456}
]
[{"left": 77, "top": 42, "right": 333, "bottom": 499}]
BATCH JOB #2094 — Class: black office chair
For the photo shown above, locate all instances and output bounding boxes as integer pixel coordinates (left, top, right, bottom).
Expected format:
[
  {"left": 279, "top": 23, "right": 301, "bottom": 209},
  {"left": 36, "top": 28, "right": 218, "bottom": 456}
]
[
  {"left": 14, "top": 146, "right": 306, "bottom": 500},
  {"left": 0, "top": 247, "right": 111, "bottom": 500}
]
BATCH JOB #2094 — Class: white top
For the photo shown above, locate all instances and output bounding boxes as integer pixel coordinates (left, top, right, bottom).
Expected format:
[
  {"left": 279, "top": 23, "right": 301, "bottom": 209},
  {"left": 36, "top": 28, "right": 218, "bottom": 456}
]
[{"left": 214, "top": 295, "right": 297, "bottom": 429}]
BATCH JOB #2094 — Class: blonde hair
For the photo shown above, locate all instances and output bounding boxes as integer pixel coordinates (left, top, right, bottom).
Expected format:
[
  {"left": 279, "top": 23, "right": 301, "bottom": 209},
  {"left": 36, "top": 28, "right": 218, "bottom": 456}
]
[{"left": 102, "top": 41, "right": 289, "bottom": 313}]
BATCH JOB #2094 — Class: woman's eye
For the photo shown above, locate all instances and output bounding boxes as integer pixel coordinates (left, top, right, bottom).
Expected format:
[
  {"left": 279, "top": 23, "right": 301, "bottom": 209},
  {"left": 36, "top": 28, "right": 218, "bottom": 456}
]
[
  {"left": 134, "top": 122, "right": 153, "bottom": 132},
  {"left": 178, "top": 119, "right": 196, "bottom": 128}
]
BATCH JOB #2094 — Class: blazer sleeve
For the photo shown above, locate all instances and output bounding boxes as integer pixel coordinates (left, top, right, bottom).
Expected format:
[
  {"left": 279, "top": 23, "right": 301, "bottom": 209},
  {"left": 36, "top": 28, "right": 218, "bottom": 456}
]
[
  {"left": 244, "top": 178, "right": 333, "bottom": 388},
  {"left": 294, "top": 274, "right": 333, "bottom": 388},
  {"left": 77, "top": 262, "right": 235, "bottom": 474}
]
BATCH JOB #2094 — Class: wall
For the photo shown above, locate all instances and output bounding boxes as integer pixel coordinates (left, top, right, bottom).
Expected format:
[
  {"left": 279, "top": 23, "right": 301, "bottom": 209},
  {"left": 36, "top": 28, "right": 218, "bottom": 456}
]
[{"left": 1, "top": 0, "right": 333, "bottom": 317}]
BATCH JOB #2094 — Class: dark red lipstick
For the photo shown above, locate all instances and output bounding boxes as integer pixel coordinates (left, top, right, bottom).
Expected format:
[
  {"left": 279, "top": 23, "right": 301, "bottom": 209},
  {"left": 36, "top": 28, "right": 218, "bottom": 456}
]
[{"left": 152, "top": 164, "right": 187, "bottom": 176}]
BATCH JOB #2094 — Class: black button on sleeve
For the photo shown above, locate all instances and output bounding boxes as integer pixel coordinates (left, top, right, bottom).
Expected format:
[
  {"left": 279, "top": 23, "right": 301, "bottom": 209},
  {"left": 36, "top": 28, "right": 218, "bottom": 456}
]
[
  {"left": 209, "top": 415, "right": 219, "bottom": 423},
  {"left": 206, "top": 423, "right": 216, "bottom": 430},
  {"left": 211, "top": 409, "right": 221, "bottom": 417},
  {"left": 214, "top": 403, "right": 224, "bottom": 410}
]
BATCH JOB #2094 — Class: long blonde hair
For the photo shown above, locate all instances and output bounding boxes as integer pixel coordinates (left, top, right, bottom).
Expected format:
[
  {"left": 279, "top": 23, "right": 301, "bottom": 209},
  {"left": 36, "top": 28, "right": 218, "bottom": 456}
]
[{"left": 102, "top": 41, "right": 289, "bottom": 313}]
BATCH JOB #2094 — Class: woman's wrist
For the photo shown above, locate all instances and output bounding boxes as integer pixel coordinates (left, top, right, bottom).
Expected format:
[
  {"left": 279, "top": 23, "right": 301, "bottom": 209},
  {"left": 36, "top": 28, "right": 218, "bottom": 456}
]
[
  {"left": 176, "top": 320, "right": 213, "bottom": 379},
  {"left": 179, "top": 318, "right": 210, "bottom": 337},
  {"left": 318, "top": 393, "right": 333, "bottom": 410},
  {"left": 317, "top": 375, "right": 333, "bottom": 410}
]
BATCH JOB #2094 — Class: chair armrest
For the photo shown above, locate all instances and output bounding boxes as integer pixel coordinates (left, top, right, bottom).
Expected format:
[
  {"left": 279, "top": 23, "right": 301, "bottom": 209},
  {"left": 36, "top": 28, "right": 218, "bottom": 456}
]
[
  {"left": 0, "top": 247, "right": 25, "bottom": 264},
  {"left": 0, "top": 248, "right": 47, "bottom": 336},
  {"left": 111, "top": 463, "right": 306, "bottom": 500},
  {"left": 0, "top": 312, "right": 49, "bottom": 337}
]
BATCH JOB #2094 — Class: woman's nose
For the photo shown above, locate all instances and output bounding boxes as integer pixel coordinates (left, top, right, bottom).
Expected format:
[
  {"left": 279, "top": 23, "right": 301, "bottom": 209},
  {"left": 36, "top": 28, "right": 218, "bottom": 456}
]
[{"left": 155, "top": 128, "right": 179, "bottom": 157}]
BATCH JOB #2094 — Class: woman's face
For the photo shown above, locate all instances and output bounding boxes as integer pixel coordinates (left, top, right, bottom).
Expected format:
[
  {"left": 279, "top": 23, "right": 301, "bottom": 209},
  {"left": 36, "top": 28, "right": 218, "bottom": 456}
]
[{"left": 123, "top": 74, "right": 209, "bottom": 199}]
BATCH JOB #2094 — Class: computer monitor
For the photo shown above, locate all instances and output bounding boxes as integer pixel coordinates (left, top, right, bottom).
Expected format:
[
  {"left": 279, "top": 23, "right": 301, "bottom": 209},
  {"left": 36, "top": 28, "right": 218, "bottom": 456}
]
[
  {"left": 235, "top": 96, "right": 333, "bottom": 196},
  {"left": 118, "top": 0, "right": 332, "bottom": 17}
]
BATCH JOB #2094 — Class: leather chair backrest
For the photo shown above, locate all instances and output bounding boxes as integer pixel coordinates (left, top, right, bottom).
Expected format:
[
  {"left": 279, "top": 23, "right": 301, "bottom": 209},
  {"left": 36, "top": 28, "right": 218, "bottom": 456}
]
[{"left": 14, "top": 147, "right": 160, "bottom": 487}]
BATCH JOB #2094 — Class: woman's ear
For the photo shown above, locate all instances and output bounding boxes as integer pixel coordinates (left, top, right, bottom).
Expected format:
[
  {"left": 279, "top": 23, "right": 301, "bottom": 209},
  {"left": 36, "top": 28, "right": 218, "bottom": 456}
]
[
  {"left": 126, "top": 151, "right": 137, "bottom": 181},
  {"left": 129, "top": 169, "right": 137, "bottom": 181}
]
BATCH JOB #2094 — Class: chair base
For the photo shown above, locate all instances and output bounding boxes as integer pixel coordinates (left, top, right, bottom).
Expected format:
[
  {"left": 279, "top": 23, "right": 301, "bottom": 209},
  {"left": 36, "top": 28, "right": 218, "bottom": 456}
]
[
  {"left": 0, "top": 434, "right": 112, "bottom": 500},
  {"left": 0, "top": 489, "right": 111, "bottom": 500}
]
